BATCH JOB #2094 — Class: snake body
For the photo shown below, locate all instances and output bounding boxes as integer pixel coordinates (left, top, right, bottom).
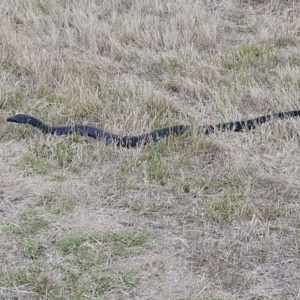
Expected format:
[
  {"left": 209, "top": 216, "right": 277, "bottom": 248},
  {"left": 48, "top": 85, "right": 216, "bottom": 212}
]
[{"left": 6, "top": 111, "right": 300, "bottom": 147}]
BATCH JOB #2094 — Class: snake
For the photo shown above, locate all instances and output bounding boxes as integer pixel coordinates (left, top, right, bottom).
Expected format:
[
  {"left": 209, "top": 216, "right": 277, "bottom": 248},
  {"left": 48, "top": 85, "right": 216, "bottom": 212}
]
[{"left": 6, "top": 111, "right": 300, "bottom": 147}]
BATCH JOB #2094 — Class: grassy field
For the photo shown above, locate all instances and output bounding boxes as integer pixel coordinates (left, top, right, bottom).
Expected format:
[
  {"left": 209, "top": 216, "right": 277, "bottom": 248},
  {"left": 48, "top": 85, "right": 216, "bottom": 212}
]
[{"left": 1, "top": 0, "right": 300, "bottom": 299}]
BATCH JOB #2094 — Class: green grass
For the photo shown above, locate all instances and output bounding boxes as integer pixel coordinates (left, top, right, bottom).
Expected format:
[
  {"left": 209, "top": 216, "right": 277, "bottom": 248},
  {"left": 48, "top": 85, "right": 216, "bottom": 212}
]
[
  {"left": 146, "top": 143, "right": 172, "bottom": 183},
  {"left": 5, "top": 208, "right": 51, "bottom": 237},
  {"left": 203, "top": 192, "right": 247, "bottom": 224},
  {"left": 0, "top": 228, "right": 148, "bottom": 298},
  {"left": 104, "top": 231, "right": 150, "bottom": 255},
  {"left": 0, "top": 89, "right": 25, "bottom": 110},
  {"left": 220, "top": 43, "right": 279, "bottom": 71},
  {"left": 21, "top": 139, "right": 81, "bottom": 175}
]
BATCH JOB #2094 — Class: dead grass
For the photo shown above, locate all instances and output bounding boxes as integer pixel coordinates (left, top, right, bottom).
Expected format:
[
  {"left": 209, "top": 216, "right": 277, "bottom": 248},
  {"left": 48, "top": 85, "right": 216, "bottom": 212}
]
[{"left": 1, "top": 0, "right": 300, "bottom": 299}]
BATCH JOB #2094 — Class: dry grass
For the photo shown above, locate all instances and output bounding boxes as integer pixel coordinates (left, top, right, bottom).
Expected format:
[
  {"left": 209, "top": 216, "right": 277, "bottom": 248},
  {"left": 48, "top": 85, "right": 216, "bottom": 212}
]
[{"left": 1, "top": 0, "right": 300, "bottom": 299}]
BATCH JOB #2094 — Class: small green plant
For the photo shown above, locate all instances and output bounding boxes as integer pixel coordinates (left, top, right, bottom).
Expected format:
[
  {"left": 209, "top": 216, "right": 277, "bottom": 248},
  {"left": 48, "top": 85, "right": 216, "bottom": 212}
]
[
  {"left": 50, "top": 173, "right": 66, "bottom": 181},
  {"left": 146, "top": 143, "right": 171, "bottom": 183},
  {"left": 22, "top": 151, "right": 51, "bottom": 175},
  {"left": 45, "top": 93, "right": 64, "bottom": 104},
  {"left": 0, "top": 90, "right": 24, "bottom": 109},
  {"left": 260, "top": 204, "right": 286, "bottom": 221},
  {"left": 131, "top": 200, "right": 161, "bottom": 213},
  {"left": 203, "top": 193, "right": 246, "bottom": 224},
  {"left": 104, "top": 231, "right": 149, "bottom": 256},
  {"left": 5, "top": 208, "right": 51, "bottom": 237},
  {"left": 56, "top": 234, "right": 90, "bottom": 254},
  {"left": 181, "top": 182, "right": 190, "bottom": 193},
  {"left": 2, "top": 59, "right": 21, "bottom": 72},
  {"left": 22, "top": 140, "right": 77, "bottom": 175},
  {"left": 220, "top": 43, "right": 278, "bottom": 74},
  {"left": 116, "top": 161, "right": 134, "bottom": 190},
  {"left": 92, "top": 268, "right": 139, "bottom": 295}
]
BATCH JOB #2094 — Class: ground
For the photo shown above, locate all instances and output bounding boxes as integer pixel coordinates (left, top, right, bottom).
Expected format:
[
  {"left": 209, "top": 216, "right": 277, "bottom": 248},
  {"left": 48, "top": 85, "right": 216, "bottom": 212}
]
[{"left": 1, "top": 0, "right": 300, "bottom": 299}]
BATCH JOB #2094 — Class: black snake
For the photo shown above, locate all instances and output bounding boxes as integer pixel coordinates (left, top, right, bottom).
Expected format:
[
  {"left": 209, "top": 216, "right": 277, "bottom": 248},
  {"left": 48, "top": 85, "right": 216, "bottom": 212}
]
[{"left": 6, "top": 111, "right": 300, "bottom": 147}]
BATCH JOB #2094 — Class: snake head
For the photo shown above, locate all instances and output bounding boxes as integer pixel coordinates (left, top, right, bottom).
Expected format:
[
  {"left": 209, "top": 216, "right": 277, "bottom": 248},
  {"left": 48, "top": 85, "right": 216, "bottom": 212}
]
[{"left": 7, "top": 114, "right": 32, "bottom": 123}]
